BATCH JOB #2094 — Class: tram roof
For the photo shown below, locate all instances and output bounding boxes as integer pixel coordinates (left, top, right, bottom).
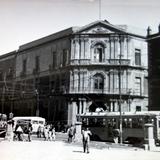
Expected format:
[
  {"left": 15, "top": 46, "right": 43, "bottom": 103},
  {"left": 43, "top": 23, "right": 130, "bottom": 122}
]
[{"left": 79, "top": 111, "right": 160, "bottom": 117}]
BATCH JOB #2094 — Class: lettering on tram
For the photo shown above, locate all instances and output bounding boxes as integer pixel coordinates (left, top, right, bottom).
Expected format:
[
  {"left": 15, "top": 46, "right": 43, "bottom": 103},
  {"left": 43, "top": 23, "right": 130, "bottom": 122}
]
[{"left": 77, "top": 111, "right": 160, "bottom": 145}]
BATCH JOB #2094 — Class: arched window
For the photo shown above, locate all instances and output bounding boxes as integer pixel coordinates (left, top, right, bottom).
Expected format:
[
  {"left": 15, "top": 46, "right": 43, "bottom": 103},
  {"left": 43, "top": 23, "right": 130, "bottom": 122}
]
[
  {"left": 93, "top": 74, "right": 104, "bottom": 90},
  {"left": 93, "top": 43, "right": 105, "bottom": 62}
]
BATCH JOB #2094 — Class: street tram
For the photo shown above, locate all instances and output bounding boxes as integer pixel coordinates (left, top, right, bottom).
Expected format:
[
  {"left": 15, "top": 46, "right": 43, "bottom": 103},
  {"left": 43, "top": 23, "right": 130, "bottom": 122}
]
[{"left": 77, "top": 111, "right": 160, "bottom": 145}]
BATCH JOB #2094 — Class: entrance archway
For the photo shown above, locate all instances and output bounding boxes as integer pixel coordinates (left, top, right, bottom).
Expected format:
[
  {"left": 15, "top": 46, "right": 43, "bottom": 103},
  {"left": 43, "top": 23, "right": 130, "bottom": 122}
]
[{"left": 89, "top": 101, "right": 107, "bottom": 112}]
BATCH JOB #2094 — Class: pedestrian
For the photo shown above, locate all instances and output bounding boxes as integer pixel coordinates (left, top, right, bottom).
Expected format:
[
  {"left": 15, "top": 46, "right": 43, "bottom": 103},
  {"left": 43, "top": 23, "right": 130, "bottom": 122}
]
[
  {"left": 37, "top": 125, "right": 41, "bottom": 138},
  {"left": 51, "top": 127, "right": 56, "bottom": 141},
  {"left": 67, "top": 125, "right": 74, "bottom": 143},
  {"left": 48, "top": 125, "right": 53, "bottom": 141},
  {"left": 72, "top": 125, "right": 76, "bottom": 142},
  {"left": 44, "top": 125, "right": 49, "bottom": 141},
  {"left": 15, "top": 121, "right": 23, "bottom": 141},
  {"left": 27, "top": 121, "right": 33, "bottom": 142},
  {"left": 82, "top": 127, "right": 92, "bottom": 153}
]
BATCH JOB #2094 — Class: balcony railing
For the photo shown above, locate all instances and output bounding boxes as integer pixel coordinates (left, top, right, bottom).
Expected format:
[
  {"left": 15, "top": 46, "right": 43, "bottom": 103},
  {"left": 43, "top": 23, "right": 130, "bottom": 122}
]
[
  {"left": 108, "top": 59, "right": 130, "bottom": 65},
  {"left": 68, "top": 87, "right": 145, "bottom": 97},
  {"left": 70, "top": 59, "right": 131, "bottom": 66}
]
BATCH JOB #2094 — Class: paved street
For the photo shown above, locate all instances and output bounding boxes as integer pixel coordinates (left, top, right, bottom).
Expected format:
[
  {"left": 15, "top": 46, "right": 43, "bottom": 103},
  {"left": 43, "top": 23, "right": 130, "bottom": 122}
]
[{"left": 0, "top": 138, "right": 160, "bottom": 160}]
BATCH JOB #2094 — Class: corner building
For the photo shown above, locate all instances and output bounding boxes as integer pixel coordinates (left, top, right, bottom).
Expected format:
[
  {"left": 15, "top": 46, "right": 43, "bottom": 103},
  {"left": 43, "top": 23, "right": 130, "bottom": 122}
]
[
  {"left": 14, "top": 21, "right": 148, "bottom": 125},
  {"left": 147, "top": 28, "right": 160, "bottom": 110}
]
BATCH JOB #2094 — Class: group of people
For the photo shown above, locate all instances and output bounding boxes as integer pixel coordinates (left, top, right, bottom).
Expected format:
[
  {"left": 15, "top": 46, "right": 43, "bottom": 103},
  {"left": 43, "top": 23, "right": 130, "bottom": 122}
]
[
  {"left": 6, "top": 119, "right": 92, "bottom": 154},
  {"left": 37, "top": 124, "right": 56, "bottom": 141},
  {"left": 67, "top": 124, "right": 76, "bottom": 143},
  {"left": 13, "top": 120, "right": 33, "bottom": 142}
]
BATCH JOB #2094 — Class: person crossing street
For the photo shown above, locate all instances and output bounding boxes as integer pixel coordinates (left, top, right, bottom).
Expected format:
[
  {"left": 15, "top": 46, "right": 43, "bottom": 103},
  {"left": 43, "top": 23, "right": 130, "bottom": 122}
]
[{"left": 82, "top": 127, "right": 92, "bottom": 153}]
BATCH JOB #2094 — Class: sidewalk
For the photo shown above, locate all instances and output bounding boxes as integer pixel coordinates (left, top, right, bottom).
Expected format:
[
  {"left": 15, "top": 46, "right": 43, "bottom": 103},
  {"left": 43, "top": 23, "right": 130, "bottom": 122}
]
[{"left": 0, "top": 140, "right": 159, "bottom": 160}]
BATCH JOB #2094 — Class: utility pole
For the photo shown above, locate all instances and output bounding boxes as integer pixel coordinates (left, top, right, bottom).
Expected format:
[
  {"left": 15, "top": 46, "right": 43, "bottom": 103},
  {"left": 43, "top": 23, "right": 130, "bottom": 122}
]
[{"left": 119, "top": 37, "right": 123, "bottom": 144}]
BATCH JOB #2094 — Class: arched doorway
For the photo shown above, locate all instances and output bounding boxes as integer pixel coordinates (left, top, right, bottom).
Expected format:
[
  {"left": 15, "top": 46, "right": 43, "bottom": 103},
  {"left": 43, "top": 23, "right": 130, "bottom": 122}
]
[{"left": 89, "top": 101, "right": 107, "bottom": 112}]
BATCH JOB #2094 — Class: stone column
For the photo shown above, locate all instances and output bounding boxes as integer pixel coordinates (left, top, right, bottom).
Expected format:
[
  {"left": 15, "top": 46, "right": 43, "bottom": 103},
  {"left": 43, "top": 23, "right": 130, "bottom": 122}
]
[
  {"left": 68, "top": 101, "right": 77, "bottom": 126},
  {"left": 69, "top": 71, "right": 73, "bottom": 93},
  {"left": 81, "top": 39, "right": 84, "bottom": 59},
  {"left": 73, "top": 101, "right": 78, "bottom": 125},
  {"left": 83, "top": 99, "right": 87, "bottom": 113},
  {"left": 75, "top": 39, "right": 80, "bottom": 59},
  {"left": 110, "top": 101, "right": 113, "bottom": 112},
  {"left": 85, "top": 39, "right": 89, "bottom": 59},
  {"left": 79, "top": 71, "right": 84, "bottom": 93},
  {"left": 74, "top": 70, "right": 79, "bottom": 93},
  {"left": 114, "top": 38, "right": 118, "bottom": 59},
  {"left": 74, "top": 122, "right": 82, "bottom": 142},
  {"left": 68, "top": 102, "right": 72, "bottom": 125},
  {"left": 144, "top": 123, "right": 155, "bottom": 151},
  {"left": 120, "top": 38, "right": 124, "bottom": 57},
  {"left": 71, "top": 39, "right": 75, "bottom": 60},
  {"left": 79, "top": 99, "right": 82, "bottom": 114},
  {"left": 126, "top": 37, "right": 131, "bottom": 60},
  {"left": 110, "top": 39, "right": 114, "bottom": 59},
  {"left": 123, "top": 38, "right": 127, "bottom": 58}
]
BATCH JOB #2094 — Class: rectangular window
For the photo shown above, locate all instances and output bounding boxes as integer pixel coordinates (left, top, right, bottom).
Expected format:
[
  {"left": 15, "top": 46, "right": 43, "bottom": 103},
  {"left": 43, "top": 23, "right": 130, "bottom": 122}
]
[
  {"left": 136, "top": 106, "right": 141, "bottom": 112},
  {"left": 35, "top": 56, "right": 40, "bottom": 71},
  {"left": 94, "top": 78, "right": 98, "bottom": 89},
  {"left": 135, "top": 77, "right": 141, "bottom": 95},
  {"left": 52, "top": 52, "right": 56, "bottom": 68},
  {"left": 143, "top": 77, "right": 148, "bottom": 95},
  {"left": 135, "top": 49, "right": 141, "bottom": 65},
  {"left": 22, "top": 59, "right": 27, "bottom": 73},
  {"left": 62, "top": 49, "right": 67, "bottom": 66}
]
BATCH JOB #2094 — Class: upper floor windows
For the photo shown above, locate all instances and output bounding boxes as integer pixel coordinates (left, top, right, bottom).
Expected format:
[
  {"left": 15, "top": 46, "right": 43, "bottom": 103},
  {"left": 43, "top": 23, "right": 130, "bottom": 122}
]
[
  {"left": 135, "top": 49, "right": 141, "bottom": 66},
  {"left": 93, "top": 74, "right": 104, "bottom": 90},
  {"left": 93, "top": 43, "right": 105, "bottom": 62},
  {"left": 22, "top": 59, "right": 27, "bottom": 74},
  {"left": 135, "top": 77, "right": 141, "bottom": 95},
  {"left": 35, "top": 56, "right": 40, "bottom": 72},
  {"left": 62, "top": 49, "right": 69, "bottom": 66},
  {"left": 52, "top": 52, "right": 57, "bottom": 68}
]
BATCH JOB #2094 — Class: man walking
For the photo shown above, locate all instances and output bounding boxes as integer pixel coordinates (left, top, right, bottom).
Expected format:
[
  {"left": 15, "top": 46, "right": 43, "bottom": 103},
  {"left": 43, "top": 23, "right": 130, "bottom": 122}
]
[
  {"left": 27, "top": 121, "right": 33, "bottom": 142},
  {"left": 67, "top": 125, "right": 74, "bottom": 143},
  {"left": 82, "top": 128, "right": 92, "bottom": 153}
]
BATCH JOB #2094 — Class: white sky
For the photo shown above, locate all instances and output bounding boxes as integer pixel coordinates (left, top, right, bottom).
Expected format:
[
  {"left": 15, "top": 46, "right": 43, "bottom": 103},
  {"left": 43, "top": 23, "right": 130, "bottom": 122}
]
[{"left": 0, "top": 0, "right": 160, "bottom": 55}]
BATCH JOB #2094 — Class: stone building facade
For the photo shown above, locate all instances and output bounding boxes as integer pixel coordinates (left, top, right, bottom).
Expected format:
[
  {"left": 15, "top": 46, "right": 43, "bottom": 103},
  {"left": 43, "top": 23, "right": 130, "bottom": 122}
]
[
  {"left": 0, "top": 51, "right": 16, "bottom": 114},
  {"left": 147, "top": 26, "right": 160, "bottom": 111},
  {"left": 0, "top": 21, "right": 148, "bottom": 125}
]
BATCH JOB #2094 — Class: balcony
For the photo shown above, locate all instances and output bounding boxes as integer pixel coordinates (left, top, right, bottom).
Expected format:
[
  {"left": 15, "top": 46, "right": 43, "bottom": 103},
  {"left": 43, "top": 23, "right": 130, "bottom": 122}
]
[
  {"left": 68, "top": 87, "right": 145, "bottom": 97},
  {"left": 70, "top": 59, "right": 90, "bottom": 65},
  {"left": 108, "top": 59, "right": 130, "bottom": 65},
  {"left": 70, "top": 59, "right": 131, "bottom": 66}
]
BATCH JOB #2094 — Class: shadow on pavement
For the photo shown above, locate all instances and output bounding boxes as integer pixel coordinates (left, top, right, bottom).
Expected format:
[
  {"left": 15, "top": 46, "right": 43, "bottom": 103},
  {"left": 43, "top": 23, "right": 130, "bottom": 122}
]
[{"left": 72, "top": 150, "right": 83, "bottom": 153}]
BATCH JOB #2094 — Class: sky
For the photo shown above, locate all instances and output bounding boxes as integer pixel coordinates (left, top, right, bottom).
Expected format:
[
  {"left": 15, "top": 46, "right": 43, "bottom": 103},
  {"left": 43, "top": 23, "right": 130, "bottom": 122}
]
[{"left": 0, "top": 0, "right": 160, "bottom": 55}]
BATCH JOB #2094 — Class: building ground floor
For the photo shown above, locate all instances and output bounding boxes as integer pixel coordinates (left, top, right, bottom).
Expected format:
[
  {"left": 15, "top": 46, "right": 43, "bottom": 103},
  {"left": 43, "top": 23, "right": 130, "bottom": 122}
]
[{"left": 0, "top": 92, "right": 148, "bottom": 126}]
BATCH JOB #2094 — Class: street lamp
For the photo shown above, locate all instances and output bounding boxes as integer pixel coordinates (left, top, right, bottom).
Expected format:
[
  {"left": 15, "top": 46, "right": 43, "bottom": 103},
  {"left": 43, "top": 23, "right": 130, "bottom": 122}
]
[{"left": 35, "top": 89, "right": 39, "bottom": 116}]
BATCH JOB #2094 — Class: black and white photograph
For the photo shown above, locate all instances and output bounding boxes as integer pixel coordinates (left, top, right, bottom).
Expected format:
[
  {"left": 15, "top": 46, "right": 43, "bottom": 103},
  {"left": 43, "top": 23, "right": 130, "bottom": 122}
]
[{"left": 0, "top": 0, "right": 160, "bottom": 159}]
